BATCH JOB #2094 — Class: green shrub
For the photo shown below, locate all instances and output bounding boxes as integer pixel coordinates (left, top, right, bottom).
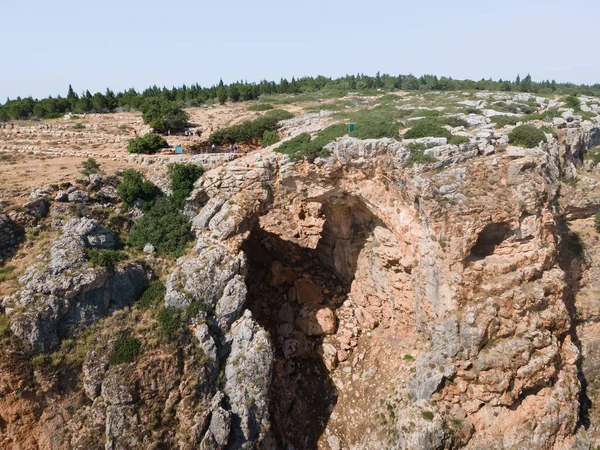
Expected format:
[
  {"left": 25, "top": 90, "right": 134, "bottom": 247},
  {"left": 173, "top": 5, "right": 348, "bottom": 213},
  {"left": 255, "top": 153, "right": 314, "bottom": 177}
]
[
  {"left": 540, "top": 125, "right": 557, "bottom": 139},
  {"left": 508, "top": 125, "right": 547, "bottom": 148},
  {"left": 167, "top": 163, "right": 204, "bottom": 208},
  {"left": 129, "top": 197, "right": 192, "bottom": 257},
  {"left": 421, "top": 411, "right": 434, "bottom": 421},
  {"left": 109, "top": 334, "right": 141, "bottom": 365},
  {"left": 140, "top": 98, "right": 189, "bottom": 133},
  {"left": 312, "top": 123, "right": 347, "bottom": 148},
  {"left": 265, "top": 109, "right": 294, "bottom": 121},
  {"left": 276, "top": 124, "right": 346, "bottom": 162},
  {"left": 44, "top": 112, "right": 62, "bottom": 120},
  {"left": 586, "top": 147, "right": 600, "bottom": 164},
  {"left": 564, "top": 95, "right": 581, "bottom": 111},
  {"left": 350, "top": 117, "right": 399, "bottom": 139},
  {"left": 138, "top": 281, "right": 166, "bottom": 309},
  {"left": 261, "top": 130, "right": 280, "bottom": 147},
  {"left": 405, "top": 143, "right": 435, "bottom": 166},
  {"left": 0, "top": 313, "right": 11, "bottom": 339},
  {"left": 595, "top": 211, "right": 600, "bottom": 232},
  {"left": 449, "top": 135, "right": 470, "bottom": 146},
  {"left": 87, "top": 249, "right": 127, "bottom": 267},
  {"left": 0, "top": 265, "right": 16, "bottom": 282},
  {"left": 127, "top": 133, "right": 168, "bottom": 154},
  {"left": 443, "top": 117, "right": 469, "bottom": 128},
  {"left": 117, "top": 169, "right": 160, "bottom": 208},
  {"left": 248, "top": 103, "right": 274, "bottom": 111},
  {"left": 73, "top": 123, "right": 85, "bottom": 129},
  {"left": 404, "top": 119, "right": 451, "bottom": 140},
  {"left": 80, "top": 157, "right": 101, "bottom": 180},
  {"left": 491, "top": 115, "right": 519, "bottom": 127},
  {"left": 158, "top": 307, "right": 182, "bottom": 339}
]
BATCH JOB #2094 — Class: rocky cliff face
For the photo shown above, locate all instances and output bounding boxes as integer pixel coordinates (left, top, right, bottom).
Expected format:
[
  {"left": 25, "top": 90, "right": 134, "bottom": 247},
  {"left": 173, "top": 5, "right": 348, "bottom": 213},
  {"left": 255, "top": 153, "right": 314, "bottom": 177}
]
[{"left": 2, "top": 114, "right": 600, "bottom": 449}]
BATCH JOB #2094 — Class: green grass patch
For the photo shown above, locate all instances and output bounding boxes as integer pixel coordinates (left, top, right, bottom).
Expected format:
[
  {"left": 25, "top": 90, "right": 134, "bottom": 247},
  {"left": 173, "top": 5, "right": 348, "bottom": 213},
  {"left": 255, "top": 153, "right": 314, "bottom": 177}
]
[
  {"left": 0, "top": 265, "right": 16, "bottom": 282},
  {"left": 405, "top": 142, "right": 435, "bottom": 166},
  {"left": 586, "top": 147, "right": 600, "bottom": 164},
  {"left": 73, "top": 123, "right": 85, "bottom": 129}
]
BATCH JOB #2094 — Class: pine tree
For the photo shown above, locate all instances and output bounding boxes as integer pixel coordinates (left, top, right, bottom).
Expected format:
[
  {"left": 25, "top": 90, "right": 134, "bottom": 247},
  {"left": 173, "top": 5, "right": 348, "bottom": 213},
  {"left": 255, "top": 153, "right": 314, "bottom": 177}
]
[{"left": 67, "top": 84, "right": 78, "bottom": 101}]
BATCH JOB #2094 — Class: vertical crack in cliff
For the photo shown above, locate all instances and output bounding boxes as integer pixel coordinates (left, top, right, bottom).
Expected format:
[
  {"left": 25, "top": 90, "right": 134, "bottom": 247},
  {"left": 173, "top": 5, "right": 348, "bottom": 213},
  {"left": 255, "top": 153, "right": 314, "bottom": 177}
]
[{"left": 557, "top": 218, "right": 590, "bottom": 428}]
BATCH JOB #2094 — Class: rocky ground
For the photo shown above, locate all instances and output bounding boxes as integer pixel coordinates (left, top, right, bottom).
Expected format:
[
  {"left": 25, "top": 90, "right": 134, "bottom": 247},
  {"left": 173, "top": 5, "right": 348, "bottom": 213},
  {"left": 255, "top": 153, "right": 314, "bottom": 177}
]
[{"left": 2, "top": 91, "right": 600, "bottom": 449}]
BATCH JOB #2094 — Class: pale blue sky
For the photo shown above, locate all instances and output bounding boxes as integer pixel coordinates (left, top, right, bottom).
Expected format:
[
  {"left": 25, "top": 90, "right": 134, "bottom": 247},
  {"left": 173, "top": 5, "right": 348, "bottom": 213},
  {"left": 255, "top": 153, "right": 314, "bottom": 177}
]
[{"left": 2, "top": 0, "right": 599, "bottom": 100}]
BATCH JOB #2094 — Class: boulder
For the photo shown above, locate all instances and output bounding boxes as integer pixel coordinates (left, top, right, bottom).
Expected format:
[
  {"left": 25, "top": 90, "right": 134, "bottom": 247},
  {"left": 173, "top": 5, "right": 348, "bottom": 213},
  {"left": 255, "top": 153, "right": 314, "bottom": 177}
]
[
  {"left": 68, "top": 189, "right": 89, "bottom": 203},
  {"left": 295, "top": 305, "right": 336, "bottom": 336},
  {"left": 293, "top": 279, "right": 323, "bottom": 305},
  {"left": 23, "top": 198, "right": 49, "bottom": 219}
]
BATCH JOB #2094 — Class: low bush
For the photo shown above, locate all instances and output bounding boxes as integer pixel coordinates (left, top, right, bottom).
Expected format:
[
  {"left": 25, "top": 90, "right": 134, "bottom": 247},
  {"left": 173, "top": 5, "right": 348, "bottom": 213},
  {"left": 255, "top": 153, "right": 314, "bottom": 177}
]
[
  {"left": 168, "top": 163, "right": 204, "bottom": 208},
  {"left": 448, "top": 135, "right": 470, "bottom": 146},
  {"left": 276, "top": 124, "right": 346, "bottom": 162},
  {"left": 129, "top": 197, "right": 192, "bottom": 257},
  {"left": 158, "top": 307, "right": 182, "bottom": 339},
  {"left": 109, "top": 334, "right": 141, "bottom": 365},
  {"left": 209, "top": 109, "right": 293, "bottom": 145},
  {"left": 0, "top": 314, "right": 11, "bottom": 339},
  {"left": 248, "top": 103, "right": 274, "bottom": 111},
  {"left": 127, "top": 133, "right": 168, "bottom": 154},
  {"left": 265, "top": 109, "right": 294, "bottom": 121},
  {"left": 87, "top": 249, "right": 127, "bottom": 267},
  {"left": 137, "top": 281, "right": 166, "bottom": 309},
  {"left": 564, "top": 95, "right": 581, "bottom": 111},
  {"left": 261, "top": 130, "right": 280, "bottom": 147},
  {"left": 508, "top": 125, "right": 547, "bottom": 148},
  {"left": 44, "top": 112, "right": 62, "bottom": 120},
  {"left": 405, "top": 143, "right": 435, "bottom": 166},
  {"left": 490, "top": 115, "right": 519, "bottom": 127},
  {"left": 404, "top": 119, "right": 451, "bottom": 140},
  {"left": 117, "top": 169, "right": 160, "bottom": 208},
  {"left": 73, "top": 123, "right": 85, "bottom": 129},
  {"left": 443, "top": 117, "right": 469, "bottom": 128},
  {"left": 350, "top": 117, "right": 399, "bottom": 139},
  {"left": 595, "top": 211, "right": 600, "bottom": 232},
  {"left": 540, "top": 125, "right": 557, "bottom": 139}
]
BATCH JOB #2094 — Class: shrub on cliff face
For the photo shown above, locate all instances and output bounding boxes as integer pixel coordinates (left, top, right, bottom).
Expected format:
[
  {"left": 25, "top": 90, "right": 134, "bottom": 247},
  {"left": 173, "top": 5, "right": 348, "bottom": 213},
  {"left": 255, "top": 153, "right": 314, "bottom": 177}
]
[
  {"left": 87, "top": 249, "right": 127, "bottom": 267},
  {"left": 595, "top": 211, "right": 600, "bottom": 232},
  {"left": 117, "top": 169, "right": 160, "bottom": 208},
  {"left": 127, "top": 133, "right": 168, "bottom": 154},
  {"left": 109, "top": 334, "right": 141, "bottom": 365},
  {"left": 167, "top": 163, "right": 204, "bottom": 208},
  {"left": 508, "top": 125, "right": 547, "bottom": 148},
  {"left": 261, "top": 130, "right": 280, "bottom": 147},
  {"left": 129, "top": 197, "right": 192, "bottom": 257}
]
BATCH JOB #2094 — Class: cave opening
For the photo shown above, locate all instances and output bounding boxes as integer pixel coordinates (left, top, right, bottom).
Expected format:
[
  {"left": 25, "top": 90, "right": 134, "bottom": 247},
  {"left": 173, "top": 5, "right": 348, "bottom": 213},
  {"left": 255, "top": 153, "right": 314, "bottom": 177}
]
[
  {"left": 467, "top": 222, "right": 513, "bottom": 260},
  {"left": 241, "top": 196, "right": 381, "bottom": 449}
]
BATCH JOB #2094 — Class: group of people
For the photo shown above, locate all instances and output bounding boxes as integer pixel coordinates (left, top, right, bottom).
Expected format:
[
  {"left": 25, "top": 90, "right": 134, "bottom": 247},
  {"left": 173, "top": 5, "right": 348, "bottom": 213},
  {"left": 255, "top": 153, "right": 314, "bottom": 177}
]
[
  {"left": 1, "top": 122, "right": 14, "bottom": 129},
  {"left": 38, "top": 123, "right": 54, "bottom": 130}
]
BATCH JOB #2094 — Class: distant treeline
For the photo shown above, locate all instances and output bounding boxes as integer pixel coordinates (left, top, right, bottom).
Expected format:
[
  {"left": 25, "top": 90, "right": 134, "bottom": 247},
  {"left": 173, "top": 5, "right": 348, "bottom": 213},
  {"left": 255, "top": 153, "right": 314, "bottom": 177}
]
[{"left": 2, "top": 73, "right": 599, "bottom": 121}]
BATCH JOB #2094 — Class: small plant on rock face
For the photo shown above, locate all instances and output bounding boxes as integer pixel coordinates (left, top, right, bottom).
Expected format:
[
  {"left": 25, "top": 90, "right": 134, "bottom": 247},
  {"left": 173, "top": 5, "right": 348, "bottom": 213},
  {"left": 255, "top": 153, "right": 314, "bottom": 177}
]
[
  {"left": 421, "top": 410, "right": 434, "bottom": 421},
  {"left": 138, "top": 281, "right": 166, "bottom": 309},
  {"left": 594, "top": 211, "right": 600, "bottom": 233},
  {"left": 109, "top": 333, "right": 141, "bottom": 365}
]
